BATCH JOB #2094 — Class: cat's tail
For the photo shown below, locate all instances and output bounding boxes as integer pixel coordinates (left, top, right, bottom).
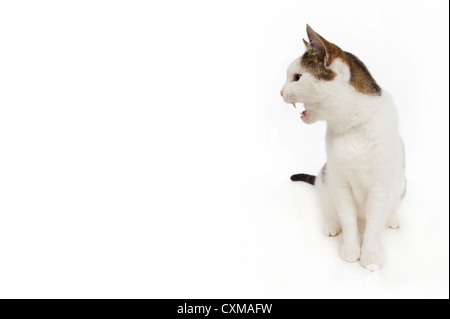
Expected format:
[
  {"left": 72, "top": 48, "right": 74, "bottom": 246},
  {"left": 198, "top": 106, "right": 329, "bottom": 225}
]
[{"left": 290, "top": 173, "right": 316, "bottom": 185}]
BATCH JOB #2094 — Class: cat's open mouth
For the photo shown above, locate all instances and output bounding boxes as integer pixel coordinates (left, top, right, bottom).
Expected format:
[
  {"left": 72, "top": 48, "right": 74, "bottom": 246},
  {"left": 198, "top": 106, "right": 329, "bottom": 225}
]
[
  {"left": 292, "top": 103, "right": 307, "bottom": 119},
  {"left": 301, "top": 110, "right": 307, "bottom": 119}
]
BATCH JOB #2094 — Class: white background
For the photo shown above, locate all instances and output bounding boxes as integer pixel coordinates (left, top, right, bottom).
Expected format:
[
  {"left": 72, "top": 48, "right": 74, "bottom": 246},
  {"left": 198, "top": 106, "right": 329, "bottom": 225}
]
[{"left": 0, "top": 0, "right": 448, "bottom": 298}]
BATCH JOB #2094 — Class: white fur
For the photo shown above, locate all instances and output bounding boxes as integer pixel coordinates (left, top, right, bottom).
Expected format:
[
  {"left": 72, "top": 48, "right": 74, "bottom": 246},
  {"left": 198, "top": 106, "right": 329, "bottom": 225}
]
[{"left": 281, "top": 56, "right": 406, "bottom": 271}]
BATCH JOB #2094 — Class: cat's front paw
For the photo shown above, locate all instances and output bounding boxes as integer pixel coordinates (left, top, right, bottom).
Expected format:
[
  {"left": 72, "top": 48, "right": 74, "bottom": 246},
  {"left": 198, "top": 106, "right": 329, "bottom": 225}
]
[
  {"left": 386, "top": 214, "right": 400, "bottom": 229},
  {"left": 360, "top": 251, "right": 382, "bottom": 272},
  {"left": 340, "top": 243, "right": 361, "bottom": 263},
  {"left": 323, "top": 220, "right": 342, "bottom": 237}
]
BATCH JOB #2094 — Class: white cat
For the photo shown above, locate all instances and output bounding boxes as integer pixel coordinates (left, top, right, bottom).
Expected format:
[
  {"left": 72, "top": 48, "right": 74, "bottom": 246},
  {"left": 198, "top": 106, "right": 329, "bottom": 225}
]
[{"left": 281, "top": 25, "right": 406, "bottom": 271}]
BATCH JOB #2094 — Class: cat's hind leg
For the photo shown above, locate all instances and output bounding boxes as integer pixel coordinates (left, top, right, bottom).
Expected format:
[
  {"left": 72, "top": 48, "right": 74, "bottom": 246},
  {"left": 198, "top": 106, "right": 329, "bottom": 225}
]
[{"left": 316, "top": 164, "right": 341, "bottom": 237}]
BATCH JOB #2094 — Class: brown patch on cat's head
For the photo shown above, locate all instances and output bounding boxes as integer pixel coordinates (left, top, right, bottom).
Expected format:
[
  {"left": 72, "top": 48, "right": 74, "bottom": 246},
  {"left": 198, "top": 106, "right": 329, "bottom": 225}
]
[
  {"left": 301, "top": 50, "right": 336, "bottom": 80},
  {"left": 301, "top": 25, "right": 382, "bottom": 96},
  {"left": 344, "top": 52, "right": 381, "bottom": 96},
  {"left": 300, "top": 25, "right": 347, "bottom": 81}
]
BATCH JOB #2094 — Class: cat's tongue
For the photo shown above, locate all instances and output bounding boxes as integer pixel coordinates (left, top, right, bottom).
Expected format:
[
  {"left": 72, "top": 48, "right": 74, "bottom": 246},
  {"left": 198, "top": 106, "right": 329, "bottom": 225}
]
[{"left": 301, "top": 110, "right": 307, "bottom": 119}]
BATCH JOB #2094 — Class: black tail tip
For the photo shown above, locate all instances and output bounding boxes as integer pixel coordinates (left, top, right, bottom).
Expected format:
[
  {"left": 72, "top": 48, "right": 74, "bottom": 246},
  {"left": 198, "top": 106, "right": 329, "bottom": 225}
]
[{"left": 290, "top": 173, "right": 316, "bottom": 185}]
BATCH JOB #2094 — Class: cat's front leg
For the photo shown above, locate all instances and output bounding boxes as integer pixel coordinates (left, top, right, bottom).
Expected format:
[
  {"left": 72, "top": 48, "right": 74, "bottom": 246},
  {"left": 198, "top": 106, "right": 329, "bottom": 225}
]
[
  {"left": 361, "top": 187, "right": 392, "bottom": 271},
  {"left": 331, "top": 184, "right": 361, "bottom": 263}
]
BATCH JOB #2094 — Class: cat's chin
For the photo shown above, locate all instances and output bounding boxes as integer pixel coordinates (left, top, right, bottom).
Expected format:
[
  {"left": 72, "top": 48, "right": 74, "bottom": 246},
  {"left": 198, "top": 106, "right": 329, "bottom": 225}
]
[{"left": 300, "top": 110, "right": 317, "bottom": 124}]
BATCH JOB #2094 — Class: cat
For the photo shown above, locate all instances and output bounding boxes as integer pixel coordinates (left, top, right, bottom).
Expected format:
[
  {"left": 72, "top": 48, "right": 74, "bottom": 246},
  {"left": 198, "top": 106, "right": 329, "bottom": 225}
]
[{"left": 280, "top": 25, "right": 406, "bottom": 271}]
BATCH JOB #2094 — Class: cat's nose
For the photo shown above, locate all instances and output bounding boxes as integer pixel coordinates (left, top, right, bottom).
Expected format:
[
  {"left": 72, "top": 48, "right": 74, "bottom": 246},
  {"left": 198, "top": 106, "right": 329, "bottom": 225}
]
[{"left": 280, "top": 90, "right": 284, "bottom": 97}]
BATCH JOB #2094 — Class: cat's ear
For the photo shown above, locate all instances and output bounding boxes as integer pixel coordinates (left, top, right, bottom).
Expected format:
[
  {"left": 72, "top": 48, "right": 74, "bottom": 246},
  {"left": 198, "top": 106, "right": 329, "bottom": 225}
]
[
  {"left": 306, "top": 25, "right": 333, "bottom": 67},
  {"left": 302, "top": 38, "right": 312, "bottom": 50}
]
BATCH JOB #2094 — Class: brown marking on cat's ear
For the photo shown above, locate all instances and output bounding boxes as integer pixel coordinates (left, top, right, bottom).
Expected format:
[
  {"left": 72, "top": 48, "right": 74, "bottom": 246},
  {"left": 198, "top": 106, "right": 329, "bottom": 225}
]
[
  {"left": 344, "top": 52, "right": 382, "bottom": 96},
  {"left": 306, "top": 25, "right": 345, "bottom": 67},
  {"left": 306, "top": 25, "right": 328, "bottom": 62},
  {"left": 302, "top": 38, "right": 311, "bottom": 49}
]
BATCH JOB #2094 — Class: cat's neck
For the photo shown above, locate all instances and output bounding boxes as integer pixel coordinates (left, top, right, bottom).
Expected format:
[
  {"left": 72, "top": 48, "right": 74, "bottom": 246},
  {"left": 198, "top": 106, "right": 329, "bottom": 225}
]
[
  {"left": 323, "top": 94, "right": 381, "bottom": 135},
  {"left": 326, "top": 116, "right": 372, "bottom": 135}
]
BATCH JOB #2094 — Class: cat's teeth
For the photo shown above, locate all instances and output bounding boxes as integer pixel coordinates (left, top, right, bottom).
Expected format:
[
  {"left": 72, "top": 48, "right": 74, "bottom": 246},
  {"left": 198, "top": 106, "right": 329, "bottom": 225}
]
[{"left": 292, "top": 103, "right": 296, "bottom": 108}]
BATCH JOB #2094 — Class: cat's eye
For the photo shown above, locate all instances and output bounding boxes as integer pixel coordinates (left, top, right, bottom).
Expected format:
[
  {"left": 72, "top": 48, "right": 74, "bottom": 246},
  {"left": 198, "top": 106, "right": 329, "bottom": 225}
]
[{"left": 294, "top": 74, "right": 302, "bottom": 81}]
